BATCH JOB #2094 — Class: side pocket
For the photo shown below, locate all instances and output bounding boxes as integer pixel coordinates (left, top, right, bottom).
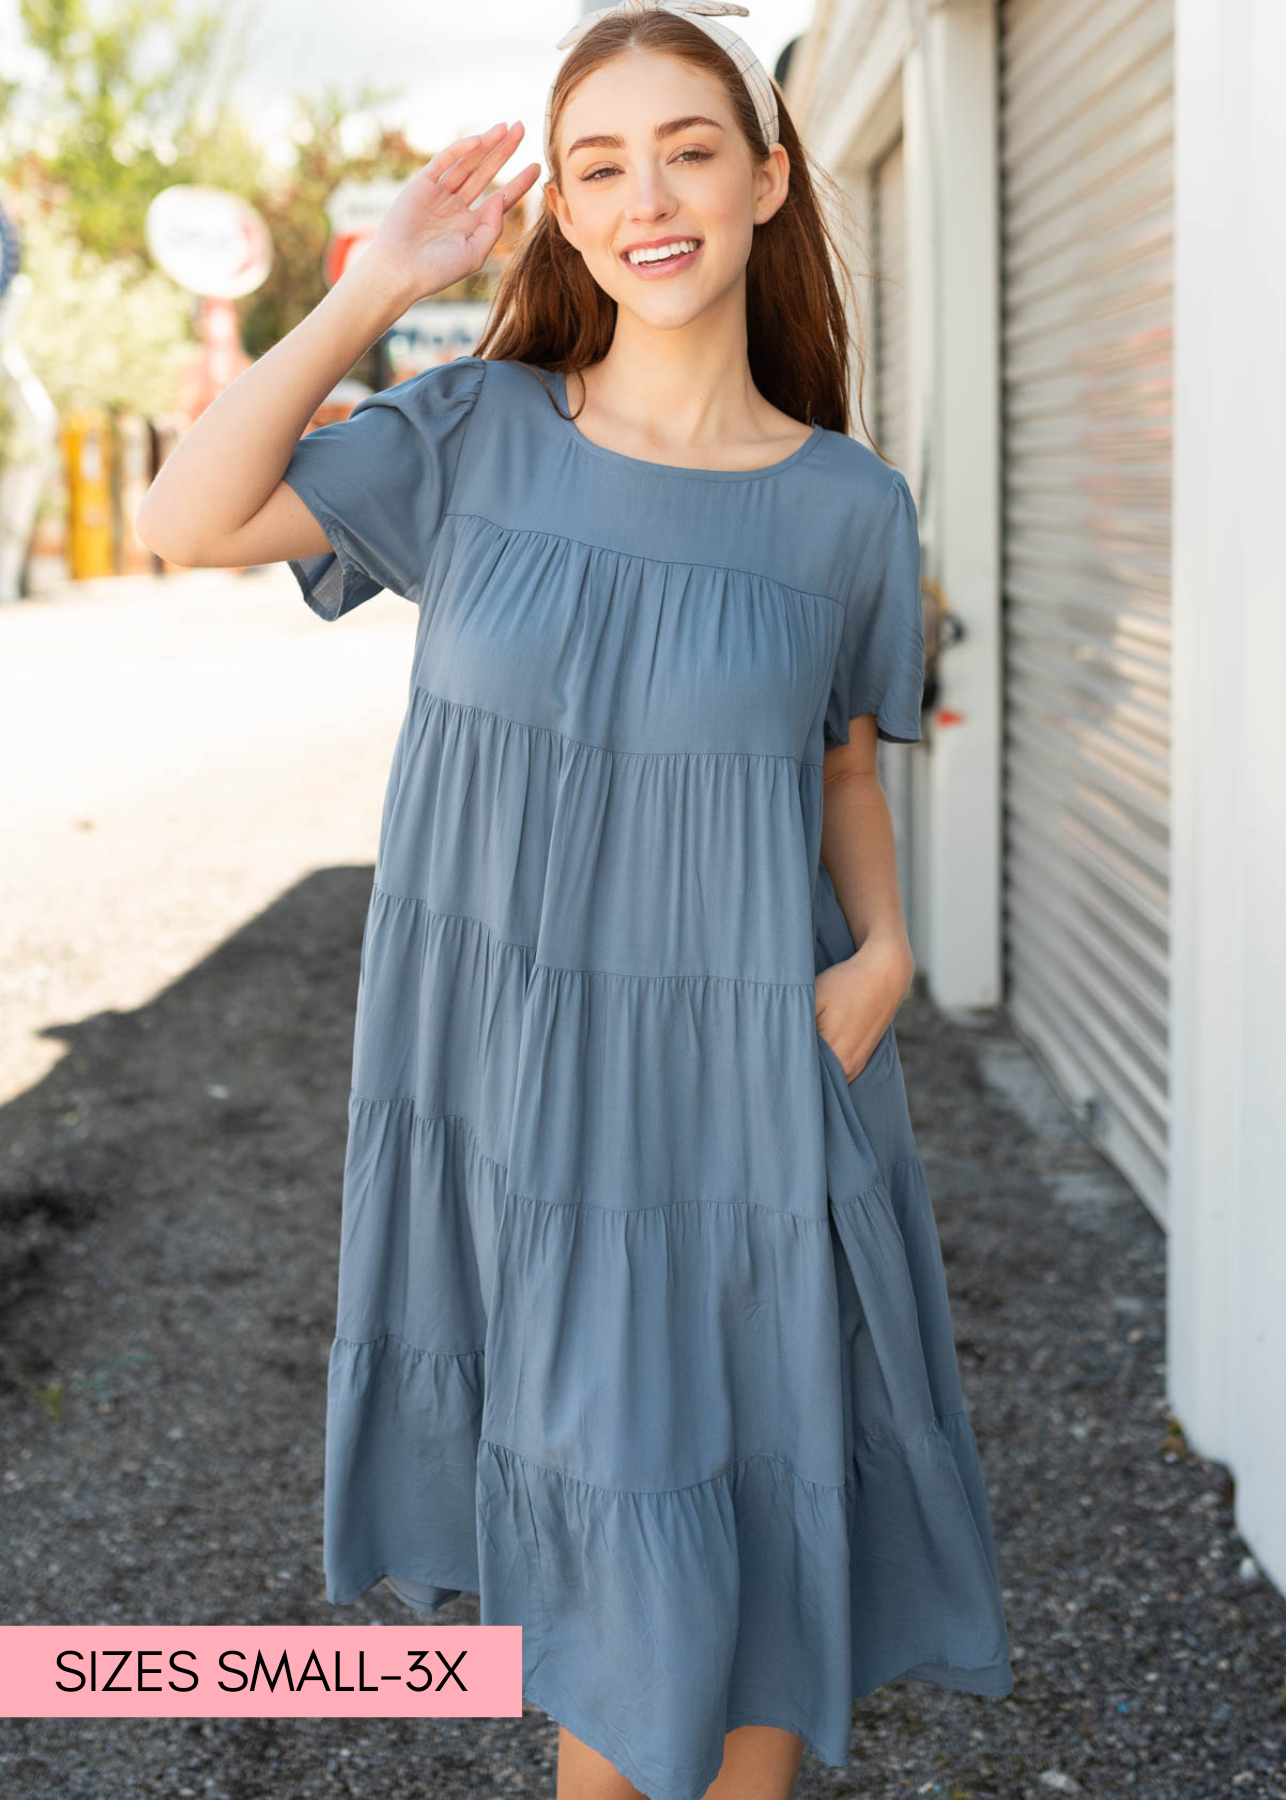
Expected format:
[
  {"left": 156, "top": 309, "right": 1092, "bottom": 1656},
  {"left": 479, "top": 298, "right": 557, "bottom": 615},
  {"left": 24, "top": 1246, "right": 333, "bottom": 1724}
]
[{"left": 816, "top": 1020, "right": 893, "bottom": 1087}]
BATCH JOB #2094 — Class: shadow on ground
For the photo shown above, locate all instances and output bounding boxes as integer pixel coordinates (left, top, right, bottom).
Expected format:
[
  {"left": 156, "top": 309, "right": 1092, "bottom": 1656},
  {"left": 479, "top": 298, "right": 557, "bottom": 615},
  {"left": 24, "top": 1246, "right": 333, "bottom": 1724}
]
[{"left": 0, "top": 871, "right": 1283, "bottom": 1798}]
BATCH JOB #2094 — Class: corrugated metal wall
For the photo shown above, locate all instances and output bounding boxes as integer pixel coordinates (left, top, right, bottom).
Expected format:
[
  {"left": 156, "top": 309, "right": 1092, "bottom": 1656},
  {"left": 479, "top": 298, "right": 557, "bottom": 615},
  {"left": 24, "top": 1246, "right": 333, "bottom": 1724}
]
[{"left": 998, "top": 0, "right": 1175, "bottom": 1219}]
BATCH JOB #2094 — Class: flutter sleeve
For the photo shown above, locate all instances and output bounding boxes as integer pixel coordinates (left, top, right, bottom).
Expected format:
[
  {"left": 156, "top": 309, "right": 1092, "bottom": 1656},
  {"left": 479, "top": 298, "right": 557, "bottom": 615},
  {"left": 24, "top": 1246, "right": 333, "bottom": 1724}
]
[
  {"left": 823, "top": 469, "right": 926, "bottom": 747},
  {"left": 280, "top": 353, "right": 485, "bottom": 622}
]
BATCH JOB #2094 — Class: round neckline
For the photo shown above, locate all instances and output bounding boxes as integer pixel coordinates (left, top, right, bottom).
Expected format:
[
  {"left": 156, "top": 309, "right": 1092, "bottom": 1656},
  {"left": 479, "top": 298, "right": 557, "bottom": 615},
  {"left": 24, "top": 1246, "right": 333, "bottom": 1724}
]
[{"left": 547, "top": 367, "right": 824, "bottom": 482}]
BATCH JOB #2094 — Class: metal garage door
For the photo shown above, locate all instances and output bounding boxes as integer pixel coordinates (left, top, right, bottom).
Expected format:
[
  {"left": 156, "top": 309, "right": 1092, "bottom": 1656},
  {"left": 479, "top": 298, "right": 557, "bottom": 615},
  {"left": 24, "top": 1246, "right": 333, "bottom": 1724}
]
[{"left": 998, "top": 0, "right": 1175, "bottom": 1220}]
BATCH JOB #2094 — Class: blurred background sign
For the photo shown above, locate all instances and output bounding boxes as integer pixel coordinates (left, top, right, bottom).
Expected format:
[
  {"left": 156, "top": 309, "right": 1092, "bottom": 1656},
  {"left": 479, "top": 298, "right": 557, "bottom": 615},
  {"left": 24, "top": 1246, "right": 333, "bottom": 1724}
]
[
  {"left": 384, "top": 299, "right": 491, "bottom": 380},
  {"left": 321, "top": 179, "right": 405, "bottom": 288},
  {"left": 145, "top": 185, "right": 271, "bottom": 425},
  {"left": 316, "top": 180, "right": 492, "bottom": 378},
  {"left": 145, "top": 185, "right": 273, "bottom": 301}
]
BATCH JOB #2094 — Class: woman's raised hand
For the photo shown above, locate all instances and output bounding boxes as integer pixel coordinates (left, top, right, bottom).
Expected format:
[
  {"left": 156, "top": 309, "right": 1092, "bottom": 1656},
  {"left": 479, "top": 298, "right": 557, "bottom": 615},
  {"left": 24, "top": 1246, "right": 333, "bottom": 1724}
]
[{"left": 359, "top": 121, "right": 542, "bottom": 305}]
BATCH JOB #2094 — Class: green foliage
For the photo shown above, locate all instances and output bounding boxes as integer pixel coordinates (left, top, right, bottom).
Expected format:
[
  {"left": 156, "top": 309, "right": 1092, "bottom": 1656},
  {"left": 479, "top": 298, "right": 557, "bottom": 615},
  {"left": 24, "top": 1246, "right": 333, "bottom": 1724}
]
[
  {"left": 6, "top": 0, "right": 263, "bottom": 265},
  {"left": 236, "top": 90, "right": 429, "bottom": 368},
  {"left": 0, "top": 0, "right": 516, "bottom": 414},
  {"left": 6, "top": 208, "right": 193, "bottom": 418},
  {"left": 236, "top": 85, "right": 512, "bottom": 365}
]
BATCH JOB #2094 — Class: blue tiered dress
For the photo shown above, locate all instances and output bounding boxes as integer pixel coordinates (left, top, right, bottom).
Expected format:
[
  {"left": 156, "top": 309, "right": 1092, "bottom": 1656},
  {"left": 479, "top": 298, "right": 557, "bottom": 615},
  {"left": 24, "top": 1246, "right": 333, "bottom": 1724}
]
[{"left": 281, "top": 354, "right": 1013, "bottom": 1800}]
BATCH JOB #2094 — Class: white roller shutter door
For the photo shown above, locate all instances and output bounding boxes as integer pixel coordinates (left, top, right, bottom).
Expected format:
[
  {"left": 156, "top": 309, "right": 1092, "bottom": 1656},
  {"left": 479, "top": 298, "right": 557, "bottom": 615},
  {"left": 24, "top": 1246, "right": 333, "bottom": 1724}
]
[{"left": 998, "top": 0, "right": 1175, "bottom": 1219}]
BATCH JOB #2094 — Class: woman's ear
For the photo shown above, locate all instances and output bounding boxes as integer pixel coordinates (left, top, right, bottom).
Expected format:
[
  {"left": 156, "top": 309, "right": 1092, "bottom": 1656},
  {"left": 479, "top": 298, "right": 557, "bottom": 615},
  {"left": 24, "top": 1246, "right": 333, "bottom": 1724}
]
[
  {"left": 545, "top": 179, "right": 580, "bottom": 251},
  {"left": 752, "top": 143, "right": 790, "bottom": 228}
]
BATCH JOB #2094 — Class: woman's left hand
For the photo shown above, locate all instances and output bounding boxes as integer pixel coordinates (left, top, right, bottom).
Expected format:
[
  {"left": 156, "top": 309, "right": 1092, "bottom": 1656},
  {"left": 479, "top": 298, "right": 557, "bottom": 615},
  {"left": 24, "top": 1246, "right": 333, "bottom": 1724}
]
[{"left": 814, "top": 936, "right": 915, "bottom": 1082}]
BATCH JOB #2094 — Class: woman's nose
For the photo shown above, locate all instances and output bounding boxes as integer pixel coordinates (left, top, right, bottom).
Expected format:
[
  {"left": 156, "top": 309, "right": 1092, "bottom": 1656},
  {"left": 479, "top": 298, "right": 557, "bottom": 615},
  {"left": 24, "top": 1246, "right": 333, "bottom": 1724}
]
[{"left": 625, "top": 168, "right": 675, "bottom": 217}]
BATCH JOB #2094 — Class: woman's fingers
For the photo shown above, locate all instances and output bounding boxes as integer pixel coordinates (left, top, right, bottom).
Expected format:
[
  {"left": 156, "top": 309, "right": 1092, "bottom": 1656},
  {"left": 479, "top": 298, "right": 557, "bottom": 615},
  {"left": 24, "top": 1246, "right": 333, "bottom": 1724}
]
[
  {"left": 464, "top": 190, "right": 504, "bottom": 249},
  {"left": 450, "top": 120, "right": 529, "bottom": 207},
  {"left": 465, "top": 167, "right": 536, "bottom": 253},
  {"left": 483, "top": 165, "right": 543, "bottom": 233},
  {"left": 500, "top": 162, "right": 543, "bottom": 211},
  {"left": 440, "top": 124, "right": 515, "bottom": 197},
  {"left": 422, "top": 121, "right": 509, "bottom": 188}
]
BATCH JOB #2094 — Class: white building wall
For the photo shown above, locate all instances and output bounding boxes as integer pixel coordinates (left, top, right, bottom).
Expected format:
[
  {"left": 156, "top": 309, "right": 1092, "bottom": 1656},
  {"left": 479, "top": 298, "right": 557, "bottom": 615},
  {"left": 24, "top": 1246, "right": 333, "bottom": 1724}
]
[
  {"left": 790, "top": 0, "right": 1286, "bottom": 1591},
  {"left": 1167, "top": 0, "right": 1286, "bottom": 1591},
  {"left": 789, "top": 0, "right": 1004, "bottom": 1009},
  {"left": 910, "top": 5, "right": 1003, "bottom": 1009}
]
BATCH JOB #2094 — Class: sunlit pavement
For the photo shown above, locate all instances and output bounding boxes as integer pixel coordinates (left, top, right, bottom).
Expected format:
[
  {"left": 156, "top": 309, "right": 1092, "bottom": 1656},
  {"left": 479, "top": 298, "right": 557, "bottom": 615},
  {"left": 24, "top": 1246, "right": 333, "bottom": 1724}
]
[{"left": 0, "top": 565, "right": 418, "bottom": 1103}]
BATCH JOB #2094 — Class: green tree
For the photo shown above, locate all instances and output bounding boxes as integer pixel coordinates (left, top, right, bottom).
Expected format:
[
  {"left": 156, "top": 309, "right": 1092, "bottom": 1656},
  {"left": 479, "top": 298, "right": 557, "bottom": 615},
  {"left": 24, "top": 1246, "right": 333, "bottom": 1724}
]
[
  {"left": 1, "top": 0, "right": 528, "bottom": 406},
  {"left": 4, "top": 0, "right": 263, "bottom": 266},
  {"left": 237, "top": 85, "right": 530, "bottom": 369},
  {"left": 7, "top": 205, "right": 192, "bottom": 418},
  {"left": 238, "top": 89, "right": 429, "bottom": 370}
]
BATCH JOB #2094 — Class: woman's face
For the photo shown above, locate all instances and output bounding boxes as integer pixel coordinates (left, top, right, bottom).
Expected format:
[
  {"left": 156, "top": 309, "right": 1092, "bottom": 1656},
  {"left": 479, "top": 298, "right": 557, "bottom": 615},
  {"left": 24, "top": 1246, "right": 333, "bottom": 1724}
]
[{"left": 547, "top": 48, "right": 788, "bottom": 329}]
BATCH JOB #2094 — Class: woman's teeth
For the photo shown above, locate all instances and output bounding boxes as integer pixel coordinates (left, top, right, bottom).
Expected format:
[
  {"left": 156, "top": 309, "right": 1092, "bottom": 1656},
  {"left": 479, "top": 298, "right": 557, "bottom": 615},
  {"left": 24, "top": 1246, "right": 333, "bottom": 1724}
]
[{"left": 625, "top": 239, "right": 700, "bottom": 265}]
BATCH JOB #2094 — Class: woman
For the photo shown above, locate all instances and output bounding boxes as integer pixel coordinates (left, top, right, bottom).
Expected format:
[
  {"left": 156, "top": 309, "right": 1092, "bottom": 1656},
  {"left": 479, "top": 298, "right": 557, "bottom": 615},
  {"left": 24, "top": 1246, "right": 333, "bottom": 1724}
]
[{"left": 137, "top": 4, "right": 1013, "bottom": 1796}]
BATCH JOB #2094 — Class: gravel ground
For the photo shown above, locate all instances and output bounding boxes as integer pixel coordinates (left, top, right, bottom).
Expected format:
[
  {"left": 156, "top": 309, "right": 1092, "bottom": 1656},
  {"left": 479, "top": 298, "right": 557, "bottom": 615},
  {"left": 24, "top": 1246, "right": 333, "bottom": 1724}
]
[{"left": 2, "top": 577, "right": 1284, "bottom": 1800}]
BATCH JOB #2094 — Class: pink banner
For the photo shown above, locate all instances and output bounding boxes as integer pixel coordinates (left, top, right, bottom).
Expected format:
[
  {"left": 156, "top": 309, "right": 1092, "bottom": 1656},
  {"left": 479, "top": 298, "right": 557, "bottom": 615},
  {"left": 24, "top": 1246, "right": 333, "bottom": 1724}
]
[{"left": 0, "top": 1626, "right": 522, "bottom": 1718}]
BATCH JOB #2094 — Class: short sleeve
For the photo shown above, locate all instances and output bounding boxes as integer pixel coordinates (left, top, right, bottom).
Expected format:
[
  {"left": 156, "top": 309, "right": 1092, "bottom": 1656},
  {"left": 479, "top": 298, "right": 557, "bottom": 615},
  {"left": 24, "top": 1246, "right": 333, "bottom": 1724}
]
[
  {"left": 280, "top": 353, "right": 485, "bottom": 622},
  {"left": 823, "top": 470, "right": 926, "bottom": 747}
]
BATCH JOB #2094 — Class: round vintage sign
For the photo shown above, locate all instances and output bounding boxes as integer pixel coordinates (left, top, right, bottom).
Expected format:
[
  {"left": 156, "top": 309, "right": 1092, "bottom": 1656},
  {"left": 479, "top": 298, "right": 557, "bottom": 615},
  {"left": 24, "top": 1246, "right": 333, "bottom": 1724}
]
[{"left": 145, "top": 185, "right": 272, "bottom": 299}]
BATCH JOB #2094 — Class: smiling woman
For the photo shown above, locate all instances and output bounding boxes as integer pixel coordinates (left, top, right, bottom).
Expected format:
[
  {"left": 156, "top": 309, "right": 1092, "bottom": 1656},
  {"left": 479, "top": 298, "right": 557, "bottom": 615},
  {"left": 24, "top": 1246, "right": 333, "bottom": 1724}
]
[
  {"left": 139, "top": 2, "right": 1015, "bottom": 1797},
  {"left": 434, "top": 5, "right": 1010, "bottom": 1794}
]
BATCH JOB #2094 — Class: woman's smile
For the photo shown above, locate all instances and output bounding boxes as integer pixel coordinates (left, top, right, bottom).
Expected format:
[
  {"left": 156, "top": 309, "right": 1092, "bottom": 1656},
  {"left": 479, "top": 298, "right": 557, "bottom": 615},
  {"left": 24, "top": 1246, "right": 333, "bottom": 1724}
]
[{"left": 618, "top": 235, "right": 705, "bottom": 278}]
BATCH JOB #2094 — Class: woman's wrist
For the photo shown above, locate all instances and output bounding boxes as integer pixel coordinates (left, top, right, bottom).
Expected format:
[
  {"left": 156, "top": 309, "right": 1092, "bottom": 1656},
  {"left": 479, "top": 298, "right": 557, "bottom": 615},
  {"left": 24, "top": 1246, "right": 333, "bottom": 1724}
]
[
  {"left": 847, "top": 932, "right": 915, "bottom": 1001},
  {"left": 336, "top": 247, "right": 424, "bottom": 322},
  {"left": 814, "top": 933, "right": 914, "bottom": 1081}
]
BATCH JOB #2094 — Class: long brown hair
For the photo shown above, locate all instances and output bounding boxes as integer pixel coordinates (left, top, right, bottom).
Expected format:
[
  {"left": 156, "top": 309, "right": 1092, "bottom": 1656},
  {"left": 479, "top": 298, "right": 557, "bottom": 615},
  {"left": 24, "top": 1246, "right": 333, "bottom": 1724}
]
[{"left": 472, "top": 7, "right": 878, "bottom": 448}]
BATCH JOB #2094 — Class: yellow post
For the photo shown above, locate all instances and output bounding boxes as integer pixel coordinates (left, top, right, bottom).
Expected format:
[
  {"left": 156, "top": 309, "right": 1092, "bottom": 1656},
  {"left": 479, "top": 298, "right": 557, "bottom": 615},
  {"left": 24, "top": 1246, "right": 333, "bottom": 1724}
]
[{"left": 61, "top": 409, "right": 115, "bottom": 579}]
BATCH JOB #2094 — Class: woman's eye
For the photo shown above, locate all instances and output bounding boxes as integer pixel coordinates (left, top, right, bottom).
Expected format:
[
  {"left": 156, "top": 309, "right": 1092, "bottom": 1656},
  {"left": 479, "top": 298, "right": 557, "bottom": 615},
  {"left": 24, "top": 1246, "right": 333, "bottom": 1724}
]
[{"left": 581, "top": 148, "right": 712, "bottom": 181}]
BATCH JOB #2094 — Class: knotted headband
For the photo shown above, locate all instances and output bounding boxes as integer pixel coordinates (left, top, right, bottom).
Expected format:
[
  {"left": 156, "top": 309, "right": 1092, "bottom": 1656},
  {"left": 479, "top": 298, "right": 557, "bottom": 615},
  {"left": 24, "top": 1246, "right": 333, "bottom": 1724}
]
[{"left": 543, "top": 0, "right": 781, "bottom": 171}]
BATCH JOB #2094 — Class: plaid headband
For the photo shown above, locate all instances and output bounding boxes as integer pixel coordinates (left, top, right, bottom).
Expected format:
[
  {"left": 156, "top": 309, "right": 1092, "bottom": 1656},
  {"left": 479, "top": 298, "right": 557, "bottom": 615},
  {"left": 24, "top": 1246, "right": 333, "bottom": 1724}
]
[{"left": 543, "top": 0, "right": 781, "bottom": 171}]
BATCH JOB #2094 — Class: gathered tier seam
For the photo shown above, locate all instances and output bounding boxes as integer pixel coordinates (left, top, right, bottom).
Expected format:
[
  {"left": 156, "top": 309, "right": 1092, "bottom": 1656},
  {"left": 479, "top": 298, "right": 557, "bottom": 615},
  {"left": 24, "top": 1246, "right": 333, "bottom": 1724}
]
[
  {"left": 365, "top": 885, "right": 818, "bottom": 989},
  {"left": 480, "top": 1434, "right": 846, "bottom": 1497},
  {"left": 442, "top": 509, "right": 845, "bottom": 613},
  {"left": 329, "top": 1334, "right": 972, "bottom": 1460},
  {"left": 345, "top": 1097, "right": 833, "bottom": 1219},
  {"left": 345, "top": 1091, "right": 921, "bottom": 1199},
  {"left": 406, "top": 682, "right": 825, "bottom": 773}
]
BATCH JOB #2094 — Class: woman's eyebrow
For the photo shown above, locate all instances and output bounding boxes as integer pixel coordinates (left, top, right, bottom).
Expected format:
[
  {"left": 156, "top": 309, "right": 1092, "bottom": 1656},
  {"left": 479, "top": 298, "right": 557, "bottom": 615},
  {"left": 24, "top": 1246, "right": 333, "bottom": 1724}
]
[{"left": 565, "top": 115, "right": 726, "bottom": 156}]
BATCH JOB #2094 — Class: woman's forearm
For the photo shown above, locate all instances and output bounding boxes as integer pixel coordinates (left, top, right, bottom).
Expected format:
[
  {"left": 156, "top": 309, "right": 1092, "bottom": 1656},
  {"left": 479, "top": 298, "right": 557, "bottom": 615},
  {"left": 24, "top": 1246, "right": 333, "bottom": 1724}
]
[
  {"left": 818, "top": 767, "right": 913, "bottom": 961},
  {"left": 136, "top": 252, "right": 417, "bottom": 562}
]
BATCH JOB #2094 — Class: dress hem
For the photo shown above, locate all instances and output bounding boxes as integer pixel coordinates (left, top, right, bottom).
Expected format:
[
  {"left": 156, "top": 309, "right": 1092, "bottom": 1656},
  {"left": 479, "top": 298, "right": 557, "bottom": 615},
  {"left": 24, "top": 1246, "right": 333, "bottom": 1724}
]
[
  {"left": 321, "top": 1567, "right": 1014, "bottom": 1800},
  {"left": 522, "top": 1669, "right": 830, "bottom": 1800}
]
